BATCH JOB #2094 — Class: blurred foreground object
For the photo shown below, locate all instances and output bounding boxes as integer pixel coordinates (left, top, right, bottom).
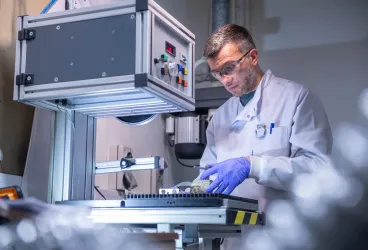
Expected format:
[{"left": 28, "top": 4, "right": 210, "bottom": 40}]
[
  {"left": 0, "top": 186, "right": 23, "bottom": 201},
  {"left": 0, "top": 198, "right": 177, "bottom": 250}
]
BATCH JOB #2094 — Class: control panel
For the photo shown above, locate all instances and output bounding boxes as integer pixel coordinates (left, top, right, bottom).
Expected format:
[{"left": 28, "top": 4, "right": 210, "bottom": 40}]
[{"left": 152, "top": 18, "right": 193, "bottom": 98}]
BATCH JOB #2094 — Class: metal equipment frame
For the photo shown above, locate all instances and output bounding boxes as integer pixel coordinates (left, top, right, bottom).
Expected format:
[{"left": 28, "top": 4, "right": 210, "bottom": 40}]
[
  {"left": 14, "top": 0, "right": 195, "bottom": 117},
  {"left": 16, "top": 0, "right": 194, "bottom": 203}
]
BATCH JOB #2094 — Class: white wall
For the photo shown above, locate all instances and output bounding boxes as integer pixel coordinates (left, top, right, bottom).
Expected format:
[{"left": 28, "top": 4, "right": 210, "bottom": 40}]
[{"left": 249, "top": 0, "right": 368, "bottom": 159}]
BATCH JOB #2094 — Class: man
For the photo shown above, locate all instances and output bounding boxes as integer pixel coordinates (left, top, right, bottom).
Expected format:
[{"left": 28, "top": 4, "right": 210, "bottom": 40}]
[{"left": 198, "top": 24, "right": 333, "bottom": 248}]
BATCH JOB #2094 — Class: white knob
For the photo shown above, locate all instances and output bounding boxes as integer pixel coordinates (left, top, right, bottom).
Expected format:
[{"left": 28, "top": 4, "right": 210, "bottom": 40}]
[{"left": 168, "top": 63, "right": 178, "bottom": 77}]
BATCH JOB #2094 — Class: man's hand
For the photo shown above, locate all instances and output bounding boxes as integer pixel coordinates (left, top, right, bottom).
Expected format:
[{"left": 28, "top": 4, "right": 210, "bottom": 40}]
[{"left": 200, "top": 157, "right": 251, "bottom": 195}]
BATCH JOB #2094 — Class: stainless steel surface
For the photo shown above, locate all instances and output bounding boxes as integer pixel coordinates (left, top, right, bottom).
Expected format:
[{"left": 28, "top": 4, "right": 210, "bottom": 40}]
[
  {"left": 95, "top": 157, "right": 166, "bottom": 174},
  {"left": 89, "top": 207, "right": 233, "bottom": 224},
  {"left": 175, "top": 116, "right": 200, "bottom": 144}
]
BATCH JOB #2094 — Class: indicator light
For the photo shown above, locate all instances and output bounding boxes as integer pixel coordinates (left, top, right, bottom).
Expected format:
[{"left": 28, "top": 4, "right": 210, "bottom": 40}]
[
  {"left": 183, "top": 68, "right": 188, "bottom": 75},
  {"left": 183, "top": 80, "right": 188, "bottom": 87},
  {"left": 165, "top": 41, "right": 176, "bottom": 57}
]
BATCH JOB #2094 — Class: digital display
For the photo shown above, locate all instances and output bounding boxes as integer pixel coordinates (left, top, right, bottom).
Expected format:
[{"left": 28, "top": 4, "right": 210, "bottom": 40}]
[{"left": 165, "top": 41, "right": 176, "bottom": 57}]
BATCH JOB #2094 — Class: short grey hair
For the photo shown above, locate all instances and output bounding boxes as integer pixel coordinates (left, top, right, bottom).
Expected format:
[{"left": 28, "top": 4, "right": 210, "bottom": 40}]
[{"left": 203, "top": 24, "right": 256, "bottom": 59}]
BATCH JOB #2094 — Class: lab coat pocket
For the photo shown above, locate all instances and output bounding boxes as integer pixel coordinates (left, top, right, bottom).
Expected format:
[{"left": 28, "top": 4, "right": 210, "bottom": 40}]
[{"left": 262, "top": 126, "right": 289, "bottom": 156}]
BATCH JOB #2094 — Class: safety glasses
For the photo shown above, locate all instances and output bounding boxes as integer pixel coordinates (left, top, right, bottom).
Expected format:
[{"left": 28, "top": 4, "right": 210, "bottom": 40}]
[{"left": 211, "top": 49, "right": 252, "bottom": 79}]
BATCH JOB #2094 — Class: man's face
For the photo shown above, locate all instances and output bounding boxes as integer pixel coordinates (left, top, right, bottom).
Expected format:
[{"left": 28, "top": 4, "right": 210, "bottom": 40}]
[{"left": 207, "top": 42, "right": 258, "bottom": 97}]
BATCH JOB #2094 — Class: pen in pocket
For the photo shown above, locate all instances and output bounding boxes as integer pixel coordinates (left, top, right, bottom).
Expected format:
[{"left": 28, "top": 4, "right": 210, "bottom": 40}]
[{"left": 270, "top": 123, "right": 275, "bottom": 134}]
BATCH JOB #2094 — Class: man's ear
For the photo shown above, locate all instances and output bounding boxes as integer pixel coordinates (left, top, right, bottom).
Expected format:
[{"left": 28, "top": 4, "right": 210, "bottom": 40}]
[{"left": 249, "top": 49, "right": 259, "bottom": 65}]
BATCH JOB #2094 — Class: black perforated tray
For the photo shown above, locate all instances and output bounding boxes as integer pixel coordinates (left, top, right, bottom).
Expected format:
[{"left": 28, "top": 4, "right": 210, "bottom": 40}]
[{"left": 122, "top": 193, "right": 258, "bottom": 209}]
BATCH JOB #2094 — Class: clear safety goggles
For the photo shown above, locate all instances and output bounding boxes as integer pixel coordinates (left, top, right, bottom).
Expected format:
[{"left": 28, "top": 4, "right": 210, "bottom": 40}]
[{"left": 210, "top": 49, "right": 253, "bottom": 80}]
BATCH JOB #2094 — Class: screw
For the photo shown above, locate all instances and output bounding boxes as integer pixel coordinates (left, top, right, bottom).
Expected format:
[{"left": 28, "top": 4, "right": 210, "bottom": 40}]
[
  {"left": 56, "top": 25, "right": 60, "bottom": 30},
  {"left": 111, "top": 57, "right": 114, "bottom": 61},
  {"left": 112, "top": 30, "right": 115, "bottom": 34},
  {"left": 29, "top": 32, "right": 34, "bottom": 36},
  {"left": 71, "top": 36, "right": 74, "bottom": 39},
  {"left": 54, "top": 77, "right": 59, "bottom": 82},
  {"left": 26, "top": 76, "right": 31, "bottom": 81},
  {"left": 102, "top": 72, "right": 106, "bottom": 77},
  {"left": 130, "top": 14, "right": 135, "bottom": 19},
  {"left": 70, "top": 62, "right": 74, "bottom": 66}
]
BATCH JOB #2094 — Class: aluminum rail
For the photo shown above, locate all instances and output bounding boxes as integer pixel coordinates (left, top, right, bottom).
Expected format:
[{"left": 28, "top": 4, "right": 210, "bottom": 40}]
[{"left": 95, "top": 156, "right": 166, "bottom": 174}]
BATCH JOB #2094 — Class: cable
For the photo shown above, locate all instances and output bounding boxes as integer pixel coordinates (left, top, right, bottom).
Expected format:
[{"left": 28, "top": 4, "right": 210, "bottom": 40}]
[
  {"left": 175, "top": 155, "right": 199, "bottom": 169},
  {"left": 40, "top": 0, "right": 58, "bottom": 13},
  {"left": 94, "top": 186, "right": 106, "bottom": 200},
  {"left": 168, "top": 136, "right": 174, "bottom": 147}
]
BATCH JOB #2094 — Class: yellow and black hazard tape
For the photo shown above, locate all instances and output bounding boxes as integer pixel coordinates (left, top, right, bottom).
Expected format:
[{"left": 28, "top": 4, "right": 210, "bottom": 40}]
[{"left": 227, "top": 210, "right": 265, "bottom": 225}]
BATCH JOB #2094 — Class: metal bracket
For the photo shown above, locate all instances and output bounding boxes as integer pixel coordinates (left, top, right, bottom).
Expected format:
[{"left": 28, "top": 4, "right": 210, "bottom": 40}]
[
  {"left": 95, "top": 156, "right": 167, "bottom": 174},
  {"left": 136, "top": 0, "right": 148, "bottom": 11},
  {"left": 16, "top": 74, "right": 34, "bottom": 86},
  {"left": 183, "top": 224, "right": 199, "bottom": 244},
  {"left": 18, "top": 29, "right": 36, "bottom": 41}
]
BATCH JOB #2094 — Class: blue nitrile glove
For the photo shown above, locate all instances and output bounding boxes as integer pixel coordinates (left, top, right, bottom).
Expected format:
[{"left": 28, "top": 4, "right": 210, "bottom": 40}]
[{"left": 200, "top": 157, "right": 251, "bottom": 195}]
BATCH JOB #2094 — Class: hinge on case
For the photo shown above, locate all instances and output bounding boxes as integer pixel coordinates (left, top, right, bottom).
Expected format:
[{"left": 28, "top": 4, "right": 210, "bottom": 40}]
[
  {"left": 18, "top": 29, "right": 36, "bottom": 41},
  {"left": 16, "top": 74, "right": 34, "bottom": 86}
]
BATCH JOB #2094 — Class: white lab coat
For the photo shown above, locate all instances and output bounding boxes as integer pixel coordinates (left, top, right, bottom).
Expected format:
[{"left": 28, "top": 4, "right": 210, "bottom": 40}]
[{"left": 199, "top": 70, "right": 333, "bottom": 249}]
